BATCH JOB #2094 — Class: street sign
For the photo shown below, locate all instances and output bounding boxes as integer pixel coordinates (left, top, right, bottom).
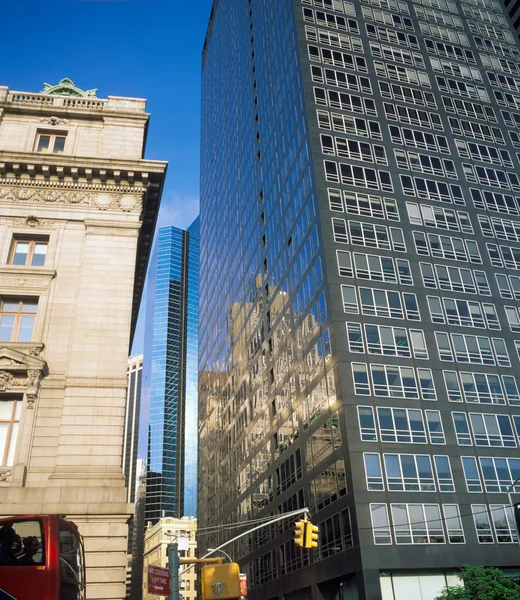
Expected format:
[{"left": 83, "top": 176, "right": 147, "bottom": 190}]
[
  {"left": 177, "top": 536, "right": 190, "bottom": 551},
  {"left": 147, "top": 565, "right": 171, "bottom": 596},
  {"left": 239, "top": 573, "right": 248, "bottom": 597}
]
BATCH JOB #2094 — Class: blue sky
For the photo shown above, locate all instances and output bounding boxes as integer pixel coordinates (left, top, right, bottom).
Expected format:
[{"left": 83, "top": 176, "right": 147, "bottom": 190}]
[{"left": 2, "top": 0, "right": 214, "bottom": 353}]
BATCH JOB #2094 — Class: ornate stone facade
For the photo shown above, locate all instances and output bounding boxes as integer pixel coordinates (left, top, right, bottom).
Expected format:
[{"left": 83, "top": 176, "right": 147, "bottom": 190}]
[{"left": 0, "top": 83, "right": 166, "bottom": 600}]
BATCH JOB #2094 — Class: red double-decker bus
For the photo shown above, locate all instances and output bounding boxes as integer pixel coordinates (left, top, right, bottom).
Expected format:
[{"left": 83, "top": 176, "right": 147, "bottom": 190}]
[{"left": 0, "top": 514, "right": 85, "bottom": 600}]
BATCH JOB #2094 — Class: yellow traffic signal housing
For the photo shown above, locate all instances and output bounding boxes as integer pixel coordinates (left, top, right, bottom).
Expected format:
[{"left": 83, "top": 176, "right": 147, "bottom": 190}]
[
  {"left": 304, "top": 523, "right": 319, "bottom": 549},
  {"left": 294, "top": 519, "right": 307, "bottom": 547}
]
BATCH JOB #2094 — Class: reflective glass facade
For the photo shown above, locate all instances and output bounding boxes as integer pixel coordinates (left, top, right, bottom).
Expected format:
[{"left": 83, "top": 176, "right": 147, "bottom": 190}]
[
  {"left": 141, "top": 220, "right": 199, "bottom": 523},
  {"left": 200, "top": 1, "right": 520, "bottom": 599}
]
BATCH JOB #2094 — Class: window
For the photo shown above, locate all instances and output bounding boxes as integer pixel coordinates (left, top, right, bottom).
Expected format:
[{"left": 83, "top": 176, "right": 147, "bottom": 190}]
[
  {"left": 427, "top": 296, "right": 500, "bottom": 330},
  {"left": 353, "top": 363, "right": 426, "bottom": 399},
  {"left": 59, "top": 528, "right": 84, "bottom": 585},
  {"left": 390, "top": 503, "right": 445, "bottom": 544},
  {"left": 324, "top": 161, "right": 393, "bottom": 191},
  {"left": 471, "top": 505, "right": 493, "bottom": 543},
  {"left": 467, "top": 21, "right": 514, "bottom": 43},
  {"left": 358, "top": 406, "right": 377, "bottom": 441},
  {"left": 425, "top": 38, "right": 475, "bottom": 63},
  {"left": 35, "top": 131, "right": 66, "bottom": 154},
  {"left": 321, "top": 135, "right": 387, "bottom": 164},
  {"left": 308, "top": 45, "right": 367, "bottom": 72},
  {"left": 487, "top": 243, "right": 520, "bottom": 269},
  {"left": 453, "top": 412, "right": 472, "bottom": 445},
  {"left": 494, "top": 90, "right": 520, "bottom": 110},
  {"left": 347, "top": 323, "right": 415, "bottom": 357},
  {"left": 415, "top": 6, "right": 462, "bottom": 28},
  {"left": 435, "top": 457, "right": 455, "bottom": 492},
  {"left": 318, "top": 113, "right": 382, "bottom": 139},
  {"left": 462, "top": 457, "right": 483, "bottom": 492},
  {"left": 479, "top": 456, "right": 520, "bottom": 493},
  {"left": 470, "top": 413, "right": 516, "bottom": 448},
  {"left": 419, "top": 22, "right": 469, "bottom": 46},
  {"left": 462, "top": 164, "right": 520, "bottom": 192},
  {"left": 443, "top": 505, "right": 464, "bottom": 543},
  {"left": 400, "top": 175, "right": 464, "bottom": 205},
  {"left": 390, "top": 126, "right": 448, "bottom": 153},
  {"left": 306, "top": 26, "right": 363, "bottom": 53},
  {"left": 456, "top": 140, "right": 512, "bottom": 168},
  {"left": 370, "top": 504, "right": 392, "bottom": 544},
  {"left": 436, "top": 76, "right": 489, "bottom": 102},
  {"left": 0, "top": 298, "right": 37, "bottom": 342},
  {"left": 449, "top": 117, "right": 504, "bottom": 145},
  {"left": 376, "top": 406, "right": 427, "bottom": 443},
  {"left": 348, "top": 221, "right": 404, "bottom": 251},
  {"left": 495, "top": 274, "right": 520, "bottom": 301},
  {"left": 358, "top": 287, "right": 420, "bottom": 320},
  {"left": 489, "top": 505, "right": 518, "bottom": 543},
  {"left": 9, "top": 238, "right": 48, "bottom": 267},
  {"left": 303, "top": 7, "right": 359, "bottom": 32},
  {"left": 450, "top": 371, "right": 520, "bottom": 406},
  {"left": 0, "top": 518, "right": 44, "bottom": 566},
  {"left": 395, "top": 149, "right": 456, "bottom": 179},
  {"left": 370, "top": 42, "right": 424, "bottom": 67},
  {"left": 413, "top": 231, "right": 480, "bottom": 263},
  {"left": 314, "top": 87, "right": 377, "bottom": 115},
  {"left": 474, "top": 37, "right": 520, "bottom": 60},
  {"left": 329, "top": 189, "right": 398, "bottom": 220},
  {"left": 505, "top": 306, "right": 520, "bottom": 333},
  {"left": 471, "top": 189, "right": 520, "bottom": 216},
  {"left": 420, "top": 262, "right": 490, "bottom": 296},
  {"left": 384, "top": 453, "right": 435, "bottom": 491},
  {"left": 0, "top": 398, "right": 21, "bottom": 467},
  {"left": 351, "top": 253, "right": 413, "bottom": 285},
  {"left": 384, "top": 103, "right": 443, "bottom": 130},
  {"left": 312, "top": 67, "right": 371, "bottom": 93},
  {"left": 361, "top": 7, "right": 415, "bottom": 31},
  {"left": 365, "top": 24, "right": 419, "bottom": 49},
  {"left": 363, "top": 0, "right": 410, "bottom": 14},
  {"left": 364, "top": 453, "right": 384, "bottom": 490},
  {"left": 407, "top": 203, "right": 472, "bottom": 233},
  {"left": 442, "top": 96, "right": 497, "bottom": 123},
  {"left": 426, "top": 411, "right": 445, "bottom": 444},
  {"left": 434, "top": 332, "right": 510, "bottom": 366},
  {"left": 430, "top": 57, "right": 482, "bottom": 80}
]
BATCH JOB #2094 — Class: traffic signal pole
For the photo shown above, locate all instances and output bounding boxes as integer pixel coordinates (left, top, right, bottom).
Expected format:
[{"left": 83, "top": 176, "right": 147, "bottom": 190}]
[
  {"left": 168, "top": 542, "right": 180, "bottom": 600},
  {"left": 179, "top": 507, "right": 311, "bottom": 577}
]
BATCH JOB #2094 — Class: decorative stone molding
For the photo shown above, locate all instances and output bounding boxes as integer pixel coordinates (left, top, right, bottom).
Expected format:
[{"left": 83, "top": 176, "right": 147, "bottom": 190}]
[
  {"left": 0, "top": 186, "right": 142, "bottom": 213},
  {"left": 0, "top": 470, "right": 12, "bottom": 482},
  {"left": 39, "top": 116, "right": 69, "bottom": 126},
  {"left": 3, "top": 215, "right": 57, "bottom": 228},
  {"left": 0, "top": 267, "right": 56, "bottom": 290},
  {"left": 42, "top": 78, "right": 97, "bottom": 99},
  {"left": 0, "top": 346, "right": 47, "bottom": 409}
]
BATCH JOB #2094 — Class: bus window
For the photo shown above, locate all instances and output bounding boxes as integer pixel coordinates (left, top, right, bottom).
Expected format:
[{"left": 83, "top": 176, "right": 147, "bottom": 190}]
[
  {"left": 0, "top": 519, "right": 44, "bottom": 566},
  {"left": 59, "top": 528, "right": 84, "bottom": 600}
]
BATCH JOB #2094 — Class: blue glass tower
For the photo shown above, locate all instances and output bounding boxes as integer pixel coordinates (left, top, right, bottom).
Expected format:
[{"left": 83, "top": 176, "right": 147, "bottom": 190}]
[{"left": 140, "top": 218, "right": 199, "bottom": 523}]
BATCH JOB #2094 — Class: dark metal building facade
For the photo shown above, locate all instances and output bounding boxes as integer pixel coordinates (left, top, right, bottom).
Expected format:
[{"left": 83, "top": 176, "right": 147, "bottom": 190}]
[{"left": 199, "top": 1, "right": 520, "bottom": 598}]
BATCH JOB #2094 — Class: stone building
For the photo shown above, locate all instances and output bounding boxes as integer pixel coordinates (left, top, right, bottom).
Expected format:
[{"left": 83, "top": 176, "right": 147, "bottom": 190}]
[
  {"left": 142, "top": 516, "right": 198, "bottom": 600},
  {"left": 0, "top": 79, "right": 166, "bottom": 599}
]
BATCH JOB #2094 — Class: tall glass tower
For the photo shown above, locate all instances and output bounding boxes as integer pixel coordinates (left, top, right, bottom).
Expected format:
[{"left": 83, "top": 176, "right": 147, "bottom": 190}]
[
  {"left": 199, "top": 1, "right": 520, "bottom": 599},
  {"left": 141, "top": 219, "right": 199, "bottom": 523}
]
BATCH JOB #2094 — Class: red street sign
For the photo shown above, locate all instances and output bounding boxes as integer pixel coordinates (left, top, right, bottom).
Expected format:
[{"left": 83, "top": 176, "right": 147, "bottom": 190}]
[{"left": 148, "top": 565, "right": 170, "bottom": 596}]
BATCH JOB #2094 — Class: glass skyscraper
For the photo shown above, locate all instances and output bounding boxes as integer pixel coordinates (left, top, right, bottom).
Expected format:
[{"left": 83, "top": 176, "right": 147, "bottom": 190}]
[
  {"left": 199, "top": 1, "right": 520, "bottom": 599},
  {"left": 141, "top": 219, "right": 199, "bottom": 523}
]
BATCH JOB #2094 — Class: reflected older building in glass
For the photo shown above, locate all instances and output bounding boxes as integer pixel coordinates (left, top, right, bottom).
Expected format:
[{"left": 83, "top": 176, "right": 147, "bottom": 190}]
[
  {"left": 141, "top": 220, "right": 199, "bottom": 524},
  {"left": 199, "top": 1, "right": 520, "bottom": 599}
]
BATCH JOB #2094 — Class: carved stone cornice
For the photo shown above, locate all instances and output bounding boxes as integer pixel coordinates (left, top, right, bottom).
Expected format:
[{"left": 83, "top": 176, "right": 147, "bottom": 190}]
[
  {"left": 0, "top": 345, "right": 47, "bottom": 409},
  {"left": 0, "top": 186, "right": 142, "bottom": 213}
]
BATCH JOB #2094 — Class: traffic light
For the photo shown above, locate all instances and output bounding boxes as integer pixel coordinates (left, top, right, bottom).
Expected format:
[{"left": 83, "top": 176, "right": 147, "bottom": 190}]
[
  {"left": 294, "top": 520, "right": 307, "bottom": 547},
  {"left": 304, "top": 522, "right": 319, "bottom": 549}
]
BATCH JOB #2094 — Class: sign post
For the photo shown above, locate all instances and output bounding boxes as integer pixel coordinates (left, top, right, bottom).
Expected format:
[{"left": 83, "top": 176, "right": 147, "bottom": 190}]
[{"left": 148, "top": 565, "right": 171, "bottom": 596}]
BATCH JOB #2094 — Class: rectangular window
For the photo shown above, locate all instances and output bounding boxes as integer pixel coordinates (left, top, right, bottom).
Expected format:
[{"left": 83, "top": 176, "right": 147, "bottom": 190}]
[
  {"left": 400, "top": 174, "right": 464, "bottom": 205},
  {"left": 471, "top": 188, "right": 520, "bottom": 216},
  {"left": 353, "top": 253, "right": 413, "bottom": 285},
  {"left": 395, "top": 149, "right": 456, "bottom": 179},
  {"left": 489, "top": 505, "right": 518, "bottom": 543},
  {"left": 391, "top": 503, "right": 445, "bottom": 544},
  {"left": 0, "top": 298, "right": 38, "bottom": 342},
  {"left": 385, "top": 103, "right": 443, "bottom": 130},
  {"left": 435, "top": 332, "right": 509, "bottom": 366},
  {"left": 472, "top": 505, "right": 493, "bottom": 543},
  {"left": 421, "top": 263, "right": 491, "bottom": 296},
  {"left": 435, "top": 457, "right": 455, "bottom": 492},
  {"left": 376, "top": 406, "right": 428, "bottom": 444},
  {"left": 442, "top": 96, "right": 497, "bottom": 123},
  {"left": 358, "top": 406, "right": 377, "bottom": 441},
  {"left": 358, "top": 287, "right": 420, "bottom": 320},
  {"left": 479, "top": 456, "right": 520, "bottom": 493},
  {"left": 384, "top": 453, "right": 435, "bottom": 492},
  {"left": 380, "top": 82, "right": 437, "bottom": 108},
  {"left": 505, "top": 306, "right": 520, "bottom": 333},
  {"left": 426, "top": 411, "right": 445, "bottom": 444},
  {"left": 425, "top": 37, "right": 475, "bottom": 63},
  {"left": 324, "top": 161, "right": 393, "bottom": 191},
  {"left": 366, "top": 24, "right": 419, "bottom": 49},
  {"left": 370, "top": 503, "right": 392, "bottom": 544},
  {"left": 452, "top": 412, "right": 472, "bottom": 445},
  {"left": 406, "top": 202, "right": 472, "bottom": 233},
  {"left": 364, "top": 453, "right": 384, "bottom": 490},
  {"left": 371, "top": 364, "right": 420, "bottom": 399},
  {"left": 0, "top": 398, "right": 21, "bottom": 466},
  {"left": 9, "top": 238, "right": 48, "bottom": 267},
  {"left": 35, "top": 131, "right": 67, "bottom": 154},
  {"left": 419, "top": 22, "right": 469, "bottom": 46},
  {"left": 449, "top": 117, "right": 504, "bottom": 145},
  {"left": 462, "top": 456, "right": 483, "bottom": 492},
  {"left": 319, "top": 112, "right": 382, "bottom": 139},
  {"left": 443, "top": 504, "right": 465, "bottom": 543},
  {"left": 469, "top": 413, "right": 516, "bottom": 448}
]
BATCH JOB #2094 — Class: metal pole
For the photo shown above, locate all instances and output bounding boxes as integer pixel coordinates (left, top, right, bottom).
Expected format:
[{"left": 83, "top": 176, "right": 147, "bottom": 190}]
[
  {"left": 506, "top": 476, "right": 520, "bottom": 548},
  {"left": 168, "top": 542, "right": 180, "bottom": 600}
]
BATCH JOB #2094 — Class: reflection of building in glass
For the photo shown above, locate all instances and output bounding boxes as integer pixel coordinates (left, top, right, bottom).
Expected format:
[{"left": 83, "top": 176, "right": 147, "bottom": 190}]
[
  {"left": 142, "top": 516, "right": 197, "bottom": 600},
  {"left": 141, "top": 220, "right": 199, "bottom": 524},
  {"left": 199, "top": 2, "right": 520, "bottom": 599}
]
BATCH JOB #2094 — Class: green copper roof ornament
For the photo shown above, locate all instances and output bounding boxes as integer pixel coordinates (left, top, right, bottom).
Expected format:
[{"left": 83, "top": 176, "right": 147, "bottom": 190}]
[{"left": 41, "top": 78, "right": 97, "bottom": 98}]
